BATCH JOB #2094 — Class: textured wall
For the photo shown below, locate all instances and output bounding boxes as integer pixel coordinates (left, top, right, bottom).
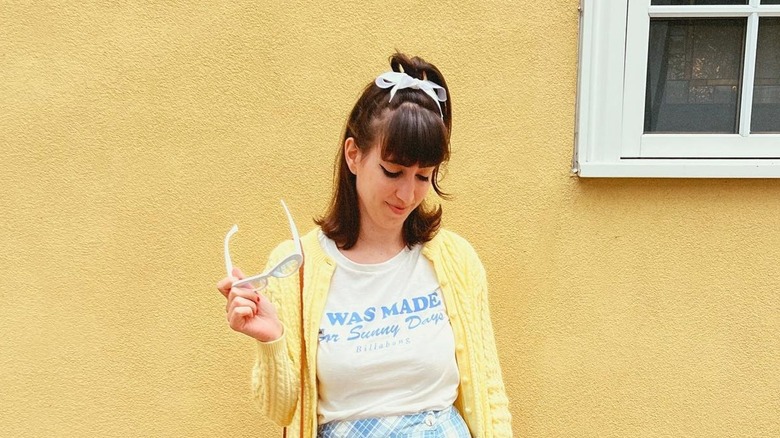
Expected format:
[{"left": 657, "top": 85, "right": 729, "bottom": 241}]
[{"left": 1, "top": 1, "right": 778, "bottom": 437}]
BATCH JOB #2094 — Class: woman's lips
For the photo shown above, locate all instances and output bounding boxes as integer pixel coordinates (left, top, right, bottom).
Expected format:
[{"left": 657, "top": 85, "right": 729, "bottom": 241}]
[{"left": 387, "top": 203, "right": 407, "bottom": 215}]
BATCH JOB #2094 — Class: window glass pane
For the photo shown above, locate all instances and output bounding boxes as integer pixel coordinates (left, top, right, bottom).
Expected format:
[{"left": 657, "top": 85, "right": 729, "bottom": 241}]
[
  {"left": 651, "top": 1, "right": 747, "bottom": 5},
  {"left": 752, "top": 18, "right": 780, "bottom": 133},
  {"left": 644, "top": 19, "right": 745, "bottom": 133},
  {"left": 760, "top": 1, "right": 780, "bottom": 5}
]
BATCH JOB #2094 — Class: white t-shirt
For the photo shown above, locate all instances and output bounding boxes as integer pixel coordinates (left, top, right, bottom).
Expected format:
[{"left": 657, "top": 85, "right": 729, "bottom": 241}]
[{"left": 316, "top": 232, "right": 460, "bottom": 425}]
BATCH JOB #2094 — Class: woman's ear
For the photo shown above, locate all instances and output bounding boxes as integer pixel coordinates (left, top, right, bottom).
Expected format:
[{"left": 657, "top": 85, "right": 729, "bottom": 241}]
[{"left": 344, "top": 137, "right": 359, "bottom": 175}]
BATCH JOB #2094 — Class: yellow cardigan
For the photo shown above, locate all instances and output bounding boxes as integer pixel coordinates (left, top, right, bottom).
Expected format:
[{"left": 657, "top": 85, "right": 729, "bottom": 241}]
[{"left": 251, "top": 228, "right": 512, "bottom": 437}]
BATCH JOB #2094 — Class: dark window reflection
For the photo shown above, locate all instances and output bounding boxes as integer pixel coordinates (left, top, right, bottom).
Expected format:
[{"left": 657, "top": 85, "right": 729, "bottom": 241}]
[
  {"left": 651, "top": 1, "right": 747, "bottom": 5},
  {"left": 644, "top": 19, "right": 745, "bottom": 133},
  {"left": 752, "top": 18, "right": 780, "bottom": 133}
]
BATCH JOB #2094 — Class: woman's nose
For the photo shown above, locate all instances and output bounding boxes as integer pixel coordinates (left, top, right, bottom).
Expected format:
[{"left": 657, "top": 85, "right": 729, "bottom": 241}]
[{"left": 395, "top": 178, "right": 415, "bottom": 204}]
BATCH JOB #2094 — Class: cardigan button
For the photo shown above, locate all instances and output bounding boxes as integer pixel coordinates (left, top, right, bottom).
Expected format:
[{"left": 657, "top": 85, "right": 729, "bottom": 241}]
[{"left": 456, "top": 344, "right": 464, "bottom": 352}]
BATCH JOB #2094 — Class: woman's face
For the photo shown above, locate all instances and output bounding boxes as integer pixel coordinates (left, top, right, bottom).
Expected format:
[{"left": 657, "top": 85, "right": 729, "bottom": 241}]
[{"left": 345, "top": 138, "right": 435, "bottom": 236}]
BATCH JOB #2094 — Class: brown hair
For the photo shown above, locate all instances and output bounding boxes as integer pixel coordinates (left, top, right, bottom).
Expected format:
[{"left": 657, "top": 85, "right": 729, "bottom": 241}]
[{"left": 315, "top": 53, "right": 452, "bottom": 250}]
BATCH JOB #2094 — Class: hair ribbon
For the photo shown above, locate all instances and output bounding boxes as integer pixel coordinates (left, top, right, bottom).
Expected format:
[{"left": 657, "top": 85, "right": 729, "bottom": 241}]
[{"left": 375, "top": 71, "right": 447, "bottom": 118}]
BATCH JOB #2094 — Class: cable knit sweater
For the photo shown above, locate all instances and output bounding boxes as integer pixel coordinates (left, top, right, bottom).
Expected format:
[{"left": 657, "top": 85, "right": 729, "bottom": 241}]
[{"left": 251, "top": 227, "right": 512, "bottom": 437}]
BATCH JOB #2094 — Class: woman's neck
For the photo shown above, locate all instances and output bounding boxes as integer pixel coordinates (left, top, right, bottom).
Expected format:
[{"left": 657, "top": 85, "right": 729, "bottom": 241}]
[{"left": 339, "top": 225, "right": 405, "bottom": 264}]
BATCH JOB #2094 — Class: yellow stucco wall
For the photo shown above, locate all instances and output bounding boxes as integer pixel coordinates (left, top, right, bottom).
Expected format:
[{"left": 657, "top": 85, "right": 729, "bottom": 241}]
[{"left": 1, "top": 1, "right": 778, "bottom": 437}]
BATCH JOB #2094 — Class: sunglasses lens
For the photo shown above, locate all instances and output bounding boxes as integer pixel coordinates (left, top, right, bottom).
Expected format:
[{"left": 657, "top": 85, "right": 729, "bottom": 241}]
[
  {"left": 274, "top": 259, "right": 300, "bottom": 277},
  {"left": 250, "top": 278, "right": 268, "bottom": 291},
  {"left": 235, "top": 277, "right": 267, "bottom": 291}
]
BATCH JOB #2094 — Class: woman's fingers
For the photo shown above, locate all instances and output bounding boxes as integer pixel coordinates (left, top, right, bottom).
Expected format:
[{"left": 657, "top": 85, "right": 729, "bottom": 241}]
[
  {"left": 219, "top": 265, "right": 282, "bottom": 339},
  {"left": 227, "top": 295, "right": 258, "bottom": 316},
  {"left": 216, "top": 277, "right": 233, "bottom": 298},
  {"left": 227, "top": 286, "right": 260, "bottom": 308},
  {"left": 216, "top": 267, "right": 247, "bottom": 298},
  {"left": 228, "top": 306, "right": 255, "bottom": 331}
]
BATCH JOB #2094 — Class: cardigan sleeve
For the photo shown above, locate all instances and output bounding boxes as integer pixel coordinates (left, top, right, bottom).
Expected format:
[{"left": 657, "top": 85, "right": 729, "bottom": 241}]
[
  {"left": 249, "top": 240, "right": 302, "bottom": 427},
  {"left": 251, "top": 332, "right": 299, "bottom": 426},
  {"left": 473, "top": 252, "right": 513, "bottom": 436}
]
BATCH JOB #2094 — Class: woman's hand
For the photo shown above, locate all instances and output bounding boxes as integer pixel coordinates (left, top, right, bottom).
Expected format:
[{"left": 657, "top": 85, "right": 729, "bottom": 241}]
[{"left": 216, "top": 267, "right": 284, "bottom": 342}]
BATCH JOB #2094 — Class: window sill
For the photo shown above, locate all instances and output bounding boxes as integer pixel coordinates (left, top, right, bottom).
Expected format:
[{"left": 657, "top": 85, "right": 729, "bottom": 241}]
[{"left": 575, "top": 159, "right": 780, "bottom": 178}]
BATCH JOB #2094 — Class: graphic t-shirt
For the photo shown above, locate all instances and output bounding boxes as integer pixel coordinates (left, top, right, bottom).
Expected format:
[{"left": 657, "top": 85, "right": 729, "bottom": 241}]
[{"left": 316, "top": 232, "right": 460, "bottom": 425}]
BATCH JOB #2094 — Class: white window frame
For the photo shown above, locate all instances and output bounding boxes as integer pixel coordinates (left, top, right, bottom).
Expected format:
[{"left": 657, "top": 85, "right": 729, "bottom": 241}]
[{"left": 574, "top": 0, "right": 780, "bottom": 178}]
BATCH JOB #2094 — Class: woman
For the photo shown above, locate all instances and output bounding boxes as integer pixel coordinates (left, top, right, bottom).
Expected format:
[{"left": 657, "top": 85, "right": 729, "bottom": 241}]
[{"left": 217, "top": 53, "right": 512, "bottom": 437}]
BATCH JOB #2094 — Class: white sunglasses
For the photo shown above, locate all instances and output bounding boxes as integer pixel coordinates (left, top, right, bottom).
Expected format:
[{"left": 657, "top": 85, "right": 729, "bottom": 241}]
[{"left": 224, "top": 200, "right": 303, "bottom": 291}]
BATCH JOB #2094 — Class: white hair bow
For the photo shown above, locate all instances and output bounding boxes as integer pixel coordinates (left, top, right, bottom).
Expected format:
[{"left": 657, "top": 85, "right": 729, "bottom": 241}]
[{"left": 374, "top": 71, "right": 447, "bottom": 118}]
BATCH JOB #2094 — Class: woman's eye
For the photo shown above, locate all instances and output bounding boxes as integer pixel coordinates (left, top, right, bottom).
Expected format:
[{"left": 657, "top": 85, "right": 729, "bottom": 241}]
[
  {"left": 380, "top": 165, "right": 401, "bottom": 178},
  {"left": 416, "top": 174, "right": 431, "bottom": 182}
]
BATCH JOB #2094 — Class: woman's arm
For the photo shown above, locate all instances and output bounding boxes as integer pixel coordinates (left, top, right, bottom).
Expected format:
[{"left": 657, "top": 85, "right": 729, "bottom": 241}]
[
  {"left": 472, "top": 253, "right": 513, "bottom": 436},
  {"left": 251, "top": 332, "right": 299, "bottom": 426},
  {"left": 248, "top": 240, "right": 303, "bottom": 426}
]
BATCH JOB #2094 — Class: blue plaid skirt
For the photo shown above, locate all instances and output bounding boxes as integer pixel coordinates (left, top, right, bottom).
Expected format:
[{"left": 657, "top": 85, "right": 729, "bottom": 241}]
[{"left": 317, "top": 405, "right": 471, "bottom": 438}]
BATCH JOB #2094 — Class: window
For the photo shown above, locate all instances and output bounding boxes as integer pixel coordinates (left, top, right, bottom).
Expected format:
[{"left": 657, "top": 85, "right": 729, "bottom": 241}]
[{"left": 575, "top": 0, "right": 780, "bottom": 177}]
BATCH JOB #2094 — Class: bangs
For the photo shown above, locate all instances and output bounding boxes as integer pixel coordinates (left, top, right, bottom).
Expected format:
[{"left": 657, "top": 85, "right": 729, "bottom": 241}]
[{"left": 378, "top": 102, "right": 449, "bottom": 167}]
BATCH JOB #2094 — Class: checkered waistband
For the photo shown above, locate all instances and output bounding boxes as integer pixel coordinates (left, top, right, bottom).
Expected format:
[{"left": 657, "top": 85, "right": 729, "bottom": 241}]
[{"left": 317, "top": 405, "right": 471, "bottom": 438}]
